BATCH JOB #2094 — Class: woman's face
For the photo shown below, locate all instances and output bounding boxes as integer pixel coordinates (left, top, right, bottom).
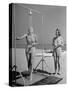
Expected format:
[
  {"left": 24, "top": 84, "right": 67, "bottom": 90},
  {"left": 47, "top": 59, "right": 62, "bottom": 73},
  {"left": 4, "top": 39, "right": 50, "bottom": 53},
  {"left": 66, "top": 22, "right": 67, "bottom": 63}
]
[
  {"left": 56, "top": 30, "right": 59, "bottom": 37},
  {"left": 28, "top": 27, "right": 34, "bottom": 34}
]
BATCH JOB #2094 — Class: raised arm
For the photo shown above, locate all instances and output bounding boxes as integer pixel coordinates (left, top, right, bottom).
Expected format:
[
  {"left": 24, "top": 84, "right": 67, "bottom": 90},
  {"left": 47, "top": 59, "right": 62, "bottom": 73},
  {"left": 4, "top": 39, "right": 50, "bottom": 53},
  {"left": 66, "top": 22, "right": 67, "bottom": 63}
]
[{"left": 16, "top": 34, "right": 27, "bottom": 40}]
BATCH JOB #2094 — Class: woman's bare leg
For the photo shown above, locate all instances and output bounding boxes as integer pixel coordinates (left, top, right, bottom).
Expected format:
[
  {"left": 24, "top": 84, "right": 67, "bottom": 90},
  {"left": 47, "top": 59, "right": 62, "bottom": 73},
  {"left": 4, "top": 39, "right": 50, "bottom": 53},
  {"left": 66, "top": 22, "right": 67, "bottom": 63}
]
[
  {"left": 57, "top": 56, "right": 60, "bottom": 74},
  {"left": 53, "top": 51, "right": 57, "bottom": 74}
]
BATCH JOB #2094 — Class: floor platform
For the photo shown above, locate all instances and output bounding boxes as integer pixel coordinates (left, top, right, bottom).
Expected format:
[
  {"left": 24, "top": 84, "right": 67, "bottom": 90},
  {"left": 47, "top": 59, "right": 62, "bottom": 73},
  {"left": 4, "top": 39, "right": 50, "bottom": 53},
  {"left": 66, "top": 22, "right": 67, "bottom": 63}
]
[{"left": 14, "top": 72, "right": 63, "bottom": 86}]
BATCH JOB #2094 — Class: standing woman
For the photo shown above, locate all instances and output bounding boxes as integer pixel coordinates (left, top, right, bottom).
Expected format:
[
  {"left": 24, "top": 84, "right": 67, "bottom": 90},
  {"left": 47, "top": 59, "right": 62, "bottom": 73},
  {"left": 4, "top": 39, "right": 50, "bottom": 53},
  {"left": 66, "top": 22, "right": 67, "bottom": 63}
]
[
  {"left": 52, "top": 28, "right": 64, "bottom": 75},
  {"left": 16, "top": 26, "right": 38, "bottom": 81}
]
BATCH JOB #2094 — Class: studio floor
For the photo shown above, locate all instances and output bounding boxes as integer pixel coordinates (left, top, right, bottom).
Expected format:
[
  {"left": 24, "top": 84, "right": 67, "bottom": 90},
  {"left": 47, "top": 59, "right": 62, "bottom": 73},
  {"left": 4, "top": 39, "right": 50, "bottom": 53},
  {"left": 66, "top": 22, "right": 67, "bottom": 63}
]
[{"left": 12, "top": 48, "right": 66, "bottom": 86}]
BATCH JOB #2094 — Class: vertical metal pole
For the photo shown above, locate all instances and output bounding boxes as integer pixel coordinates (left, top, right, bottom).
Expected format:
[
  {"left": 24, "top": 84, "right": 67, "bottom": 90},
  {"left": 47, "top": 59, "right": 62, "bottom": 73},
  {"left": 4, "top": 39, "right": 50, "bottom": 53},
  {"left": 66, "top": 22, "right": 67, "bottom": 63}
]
[
  {"left": 42, "top": 60, "right": 43, "bottom": 70},
  {"left": 28, "top": 10, "right": 32, "bottom": 27},
  {"left": 42, "top": 15, "right": 44, "bottom": 71},
  {"left": 42, "top": 16, "right": 44, "bottom": 57},
  {"left": 14, "top": 4, "right": 16, "bottom": 85}
]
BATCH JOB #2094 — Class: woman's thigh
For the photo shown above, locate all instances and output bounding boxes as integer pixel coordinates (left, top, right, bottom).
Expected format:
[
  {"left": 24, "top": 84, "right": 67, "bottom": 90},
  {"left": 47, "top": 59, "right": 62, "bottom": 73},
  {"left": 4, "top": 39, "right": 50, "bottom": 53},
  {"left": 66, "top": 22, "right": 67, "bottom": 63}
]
[{"left": 56, "top": 47, "right": 62, "bottom": 57}]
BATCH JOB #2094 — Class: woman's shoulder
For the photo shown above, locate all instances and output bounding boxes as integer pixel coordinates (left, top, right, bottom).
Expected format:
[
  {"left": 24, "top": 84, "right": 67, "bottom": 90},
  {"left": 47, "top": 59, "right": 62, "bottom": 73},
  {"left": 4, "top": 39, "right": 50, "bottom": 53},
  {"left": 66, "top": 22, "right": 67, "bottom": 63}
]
[
  {"left": 58, "top": 36, "right": 63, "bottom": 40},
  {"left": 53, "top": 37, "right": 57, "bottom": 41}
]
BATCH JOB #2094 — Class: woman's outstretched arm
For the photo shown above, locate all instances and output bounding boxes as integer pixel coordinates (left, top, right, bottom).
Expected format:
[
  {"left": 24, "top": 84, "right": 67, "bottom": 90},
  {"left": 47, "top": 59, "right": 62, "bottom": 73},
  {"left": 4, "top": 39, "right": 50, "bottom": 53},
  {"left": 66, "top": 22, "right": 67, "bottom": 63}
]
[{"left": 16, "top": 34, "right": 27, "bottom": 40}]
